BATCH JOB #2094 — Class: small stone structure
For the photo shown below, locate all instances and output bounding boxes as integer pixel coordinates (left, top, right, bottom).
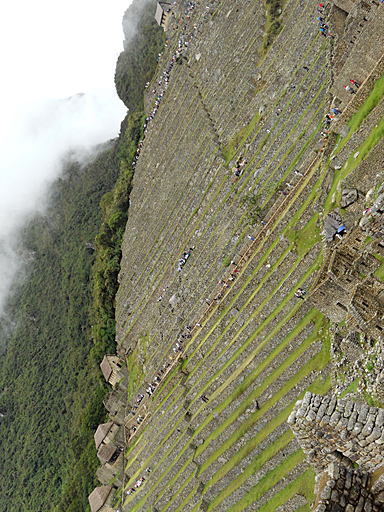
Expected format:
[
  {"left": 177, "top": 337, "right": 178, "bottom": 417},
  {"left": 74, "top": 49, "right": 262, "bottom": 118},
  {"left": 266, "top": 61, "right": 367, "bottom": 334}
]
[
  {"left": 100, "top": 354, "right": 127, "bottom": 388},
  {"left": 94, "top": 420, "right": 123, "bottom": 450},
  {"left": 103, "top": 387, "right": 127, "bottom": 426},
  {"left": 312, "top": 462, "right": 376, "bottom": 512},
  {"left": 88, "top": 485, "right": 116, "bottom": 512},
  {"left": 155, "top": 2, "right": 172, "bottom": 28},
  {"left": 288, "top": 392, "right": 384, "bottom": 510}
]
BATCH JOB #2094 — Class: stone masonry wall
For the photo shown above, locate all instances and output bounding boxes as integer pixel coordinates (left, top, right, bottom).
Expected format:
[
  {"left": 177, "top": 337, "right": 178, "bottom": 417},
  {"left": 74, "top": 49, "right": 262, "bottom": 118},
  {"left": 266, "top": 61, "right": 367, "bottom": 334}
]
[
  {"left": 287, "top": 392, "right": 384, "bottom": 474},
  {"left": 313, "top": 461, "right": 377, "bottom": 512}
]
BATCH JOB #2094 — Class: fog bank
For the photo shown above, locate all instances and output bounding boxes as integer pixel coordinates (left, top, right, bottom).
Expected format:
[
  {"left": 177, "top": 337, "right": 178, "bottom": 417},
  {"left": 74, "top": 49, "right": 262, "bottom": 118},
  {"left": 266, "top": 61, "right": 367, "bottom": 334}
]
[{"left": 0, "top": 89, "right": 126, "bottom": 313}]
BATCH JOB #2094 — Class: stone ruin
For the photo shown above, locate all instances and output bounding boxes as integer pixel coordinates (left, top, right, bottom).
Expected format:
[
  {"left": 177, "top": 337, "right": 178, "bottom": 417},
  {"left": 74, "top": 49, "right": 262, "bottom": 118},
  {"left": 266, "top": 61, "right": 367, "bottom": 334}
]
[
  {"left": 309, "top": 217, "right": 384, "bottom": 340},
  {"left": 88, "top": 356, "right": 128, "bottom": 506},
  {"left": 288, "top": 392, "right": 384, "bottom": 511}
]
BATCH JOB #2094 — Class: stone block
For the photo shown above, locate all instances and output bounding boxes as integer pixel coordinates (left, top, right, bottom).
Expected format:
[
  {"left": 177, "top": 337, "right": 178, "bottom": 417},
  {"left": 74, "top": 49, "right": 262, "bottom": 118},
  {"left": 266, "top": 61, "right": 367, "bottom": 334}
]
[
  {"left": 330, "top": 411, "right": 341, "bottom": 426},
  {"left": 358, "top": 404, "right": 370, "bottom": 424},
  {"left": 356, "top": 496, "right": 366, "bottom": 512},
  {"left": 344, "top": 401, "right": 355, "bottom": 418},
  {"left": 366, "top": 427, "right": 382, "bottom": 443},
  {"left": 321, "top": 486, "right": 332, "bottom": 501},
  {"left": 317, "top": 403, "right": 328, "bottom": 421},
  {"left": 340, "top": 188, "right": 358, "bottom": 208},
  {"left": 329, "top": 464, "right": 340, "bottom": 480},
  {"left": 321, "top": 415, "right": 331, "bottom": 426},
  {"left": 375, "top": 410, "right": 384, "bottom": 428},
  {"left": 348, "top": 411, "right": 358, "bottom": 430},
  {"left": 371, "top": 473, "right": 384, "bottom": 494}
]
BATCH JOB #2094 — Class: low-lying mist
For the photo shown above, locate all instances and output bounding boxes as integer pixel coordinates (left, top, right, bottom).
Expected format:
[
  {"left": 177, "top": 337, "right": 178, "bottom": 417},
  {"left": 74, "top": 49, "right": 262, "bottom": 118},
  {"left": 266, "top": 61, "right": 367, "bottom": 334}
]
[{"left": 0, "top": 88, "right": 126, "bottom": 314}]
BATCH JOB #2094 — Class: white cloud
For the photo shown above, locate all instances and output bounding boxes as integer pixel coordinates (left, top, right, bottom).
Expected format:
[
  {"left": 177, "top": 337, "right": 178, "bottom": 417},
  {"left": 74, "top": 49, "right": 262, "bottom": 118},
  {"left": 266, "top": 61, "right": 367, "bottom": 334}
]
[{"left": 0, "top": 0, "right": 134, "bottom": 312}]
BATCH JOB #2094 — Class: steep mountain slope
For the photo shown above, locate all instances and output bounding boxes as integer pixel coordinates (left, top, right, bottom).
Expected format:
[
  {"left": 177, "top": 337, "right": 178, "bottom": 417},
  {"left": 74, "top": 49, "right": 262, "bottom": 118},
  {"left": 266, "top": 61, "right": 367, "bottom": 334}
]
[{"left": 110, "top": 0, "right": 384, "bottom": 511}]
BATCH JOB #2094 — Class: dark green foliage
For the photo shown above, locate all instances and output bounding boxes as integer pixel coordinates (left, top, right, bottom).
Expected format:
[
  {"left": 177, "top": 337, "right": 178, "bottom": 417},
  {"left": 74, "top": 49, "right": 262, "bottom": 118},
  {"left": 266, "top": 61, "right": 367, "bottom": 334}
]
[
  {"left": 115, "top": 0, "right": 165, "bottom": 111},
  {"left": 262, "top": 0, "right": 283, "bottom": 52},
  {"left": 90, "top": 112, "right": 144, "bottom": 365},
  {"left": 241, "top": 193, "right": 262, "bottom": 225},
  {"left": 0, "top": 145, "right": 119, "bottom": 512},
  {"left": 0, "top": 2, "right": 161, "bottom": 510}
]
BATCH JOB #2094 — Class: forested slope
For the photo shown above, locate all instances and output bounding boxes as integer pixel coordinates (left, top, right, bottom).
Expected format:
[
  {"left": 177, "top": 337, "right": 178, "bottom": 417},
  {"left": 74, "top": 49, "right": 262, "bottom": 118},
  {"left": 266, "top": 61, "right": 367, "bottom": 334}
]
[
  {"left": 0, "top": 0, "right": 163, "bottom": 510},
  {"left": 0, "top": 144, "right": 120, "bottom": 511}
]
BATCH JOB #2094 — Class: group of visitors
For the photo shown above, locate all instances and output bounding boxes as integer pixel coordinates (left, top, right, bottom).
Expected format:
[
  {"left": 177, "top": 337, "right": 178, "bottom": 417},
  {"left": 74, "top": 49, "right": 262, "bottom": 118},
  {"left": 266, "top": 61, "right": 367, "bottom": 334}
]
[
  {"left": 177, "top": 246, "right": 195, "bottom": 272},
  {"left": 126, "top": 475, "right": 146, "bottom": 495},
  {"left": 317, "top": 3, "right": 331, "bottom": 37},
  {"left": 344, "top": 79, "right": 360, "bottom": 95},
  {"left": 232, "top": 155, "right": 248, "bottom": 178},
  {"left": 295, "top": 288, "right": 308, "bottom": 299}
]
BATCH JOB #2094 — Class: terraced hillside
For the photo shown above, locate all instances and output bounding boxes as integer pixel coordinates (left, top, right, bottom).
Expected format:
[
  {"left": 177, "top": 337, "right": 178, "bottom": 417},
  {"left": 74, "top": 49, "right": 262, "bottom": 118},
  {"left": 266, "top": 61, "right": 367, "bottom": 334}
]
[{"left": 110, "top": 0, "right": 384, "bottom": 510}]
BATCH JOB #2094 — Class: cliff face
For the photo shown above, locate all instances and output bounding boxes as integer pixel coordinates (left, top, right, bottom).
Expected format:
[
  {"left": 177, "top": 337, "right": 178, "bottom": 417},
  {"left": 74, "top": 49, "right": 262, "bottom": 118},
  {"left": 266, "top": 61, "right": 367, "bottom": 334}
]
[{"left": 104, "top": 0, "right": 384, "bottom": 510}]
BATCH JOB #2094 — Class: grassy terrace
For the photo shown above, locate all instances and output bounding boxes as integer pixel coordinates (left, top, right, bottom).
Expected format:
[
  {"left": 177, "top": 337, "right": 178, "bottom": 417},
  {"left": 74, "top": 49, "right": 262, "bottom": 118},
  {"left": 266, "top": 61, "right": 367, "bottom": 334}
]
[
  {"left": 117, "top": 60, "right": 328, "bottom": 350},
  {"left": 115, "top": 0, "right": 328, "bottom": 340},
  {"left": 114, "top": 0, "right": 340, "bottom": 511},
  {"left": 120, "top": 33, "right": 324, "bottom": 286}
]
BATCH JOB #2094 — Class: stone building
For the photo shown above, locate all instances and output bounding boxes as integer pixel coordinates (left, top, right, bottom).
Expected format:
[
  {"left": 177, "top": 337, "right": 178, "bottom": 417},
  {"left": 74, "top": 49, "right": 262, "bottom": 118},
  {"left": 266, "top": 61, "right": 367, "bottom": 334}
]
[
  {"left": 288, "top": 392, "right": 384, "bottom": 511},
  {"left": 88, "top": 485, "right": 116, "bottom": 512},
  {"left": 100, "top": 354, "right": 128, "bottom": 389},
  {"left": 309, "top": 226, "right": 384, "bottom": 338},
  {"left": 94, "top": 420, "right": 124, "bottom": 450},
  {"left": 96, "top": 444, "right": 124, "bottom": 486},
  {"left": 155, "top": 2, "right": 172, "bottom": 28},
  {"left": 103, "top": 387, "right": 127, "bottom": 426}
]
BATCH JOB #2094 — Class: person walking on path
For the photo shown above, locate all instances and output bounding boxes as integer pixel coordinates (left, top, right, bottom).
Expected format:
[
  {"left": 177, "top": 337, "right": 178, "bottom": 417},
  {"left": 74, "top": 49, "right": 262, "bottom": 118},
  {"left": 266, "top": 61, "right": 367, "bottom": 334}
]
[
  {"left": 350, "top": 79, "right": 360, "bottom": 88},
  {"left": 344, "top": 85, "right": 355, "bottom": 94},
  {"left": 247, "top": 235, "right": 256, "bottom": 241}
]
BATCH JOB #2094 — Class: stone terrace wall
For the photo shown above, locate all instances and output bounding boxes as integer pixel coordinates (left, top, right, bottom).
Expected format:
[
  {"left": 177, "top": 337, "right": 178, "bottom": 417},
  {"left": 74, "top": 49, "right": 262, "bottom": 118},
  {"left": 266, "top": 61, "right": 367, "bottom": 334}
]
[
  {"left": 313, "top": 462, "right": 377, "bottom": 512},
  {"left": 330, "top": 1, "right": 384, "bottom": 130},
  {"left": 288, "top": 392, "right": 384, "bottom": 473}
]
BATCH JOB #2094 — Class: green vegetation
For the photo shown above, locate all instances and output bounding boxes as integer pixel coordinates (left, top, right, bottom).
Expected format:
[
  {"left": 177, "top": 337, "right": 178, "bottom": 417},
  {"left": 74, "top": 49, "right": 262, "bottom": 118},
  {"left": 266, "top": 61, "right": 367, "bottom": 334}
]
[
  {"left": 222, "top": 112, "right": 260, "bottom": 164},
  {"left": 0, "top": 0, "right": 163, "bottom": 510},
  {"left": 260, "top": 0, "right": 284, "bottom": 58},
  {"left": 340, "top": 379, "right": 359, "bottom": 398},
  {"left": 91, "top": 112, "right": 144, "bottom": 363},
  {"left": 325, "top": 108, "right": 384, "bottom": 214},
  {"left": 256, "top": 468, "right": 315, "bottom": 512},
  {"left": 0, "top": 148, "right": 118, "bottom": 512},
  {"left": 241, "top": 193, "right": 262, "bottom": 225},
  {"left": 115, "top": 1, "right": 165, "bottom": 112},
  {"left": 375, "top": 257, "right": 384, "bottom": 281},
  {"left": 286, "top": 213, "right": 321, "bottom": 257},
  {"left": 336, "top": 72, "right": 384, "bottom": 154}
]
